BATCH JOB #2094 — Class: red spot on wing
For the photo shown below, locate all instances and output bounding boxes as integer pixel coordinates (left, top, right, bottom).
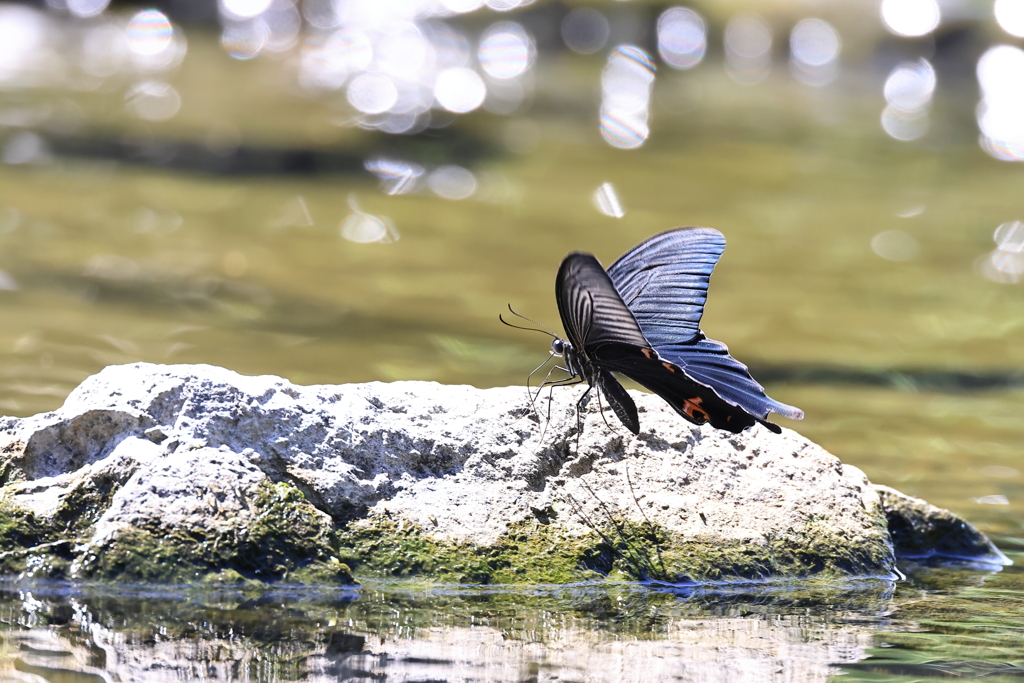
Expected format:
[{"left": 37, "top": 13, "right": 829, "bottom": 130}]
[
  {"left": 662, "top": 362, "right": 676, "bottom": 373},
  {"left": 641, "top": 348, "right": 654, "bottom": 359},
  {"left": 680, "top": 397, "right": 709, "bottom": 422}
]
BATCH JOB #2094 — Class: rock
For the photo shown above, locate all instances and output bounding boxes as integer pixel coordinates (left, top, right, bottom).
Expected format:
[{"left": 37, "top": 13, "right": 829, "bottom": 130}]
[
  {"left": 874, "top": 485, "right": 1009, "bottom": 565},
  {"left": 0, "top": 363, "right": 1009, "bottom": 584}
]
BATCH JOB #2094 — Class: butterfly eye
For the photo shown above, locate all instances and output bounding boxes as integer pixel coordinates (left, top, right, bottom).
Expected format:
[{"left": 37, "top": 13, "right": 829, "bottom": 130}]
[{"left": 551, "top": 339, "right": 565, "bottom": 356}]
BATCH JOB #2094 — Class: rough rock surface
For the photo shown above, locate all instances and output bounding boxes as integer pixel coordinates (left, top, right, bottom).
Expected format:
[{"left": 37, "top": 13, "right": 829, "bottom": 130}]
[{"left": 0, "top": 363, "right": 1009, "bottom": 584}]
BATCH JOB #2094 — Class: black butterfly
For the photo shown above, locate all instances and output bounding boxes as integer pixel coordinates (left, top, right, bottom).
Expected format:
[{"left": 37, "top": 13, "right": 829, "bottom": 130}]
[{"left": 528, "top": 227, "right": 803, "bottom": 435}]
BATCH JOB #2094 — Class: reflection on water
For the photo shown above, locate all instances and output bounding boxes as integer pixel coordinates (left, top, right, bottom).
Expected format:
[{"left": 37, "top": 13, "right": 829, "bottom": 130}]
[
  {"left": 0, "top": 580, "right": 896, "bottom": 682},
  {"left": 1, "top": 565, "right": 1022, "bottom": 682}
]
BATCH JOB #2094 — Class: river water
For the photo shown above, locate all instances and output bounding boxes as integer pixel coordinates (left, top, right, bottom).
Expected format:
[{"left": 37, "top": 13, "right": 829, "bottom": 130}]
[{"left": 1, "top": 1, "right": 1023, "bottom": 680}]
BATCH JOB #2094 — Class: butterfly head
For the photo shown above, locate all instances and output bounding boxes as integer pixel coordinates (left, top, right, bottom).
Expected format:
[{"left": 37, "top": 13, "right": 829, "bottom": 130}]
[{"left": 550, "top": 338, "right": 570, "bottom": 357}]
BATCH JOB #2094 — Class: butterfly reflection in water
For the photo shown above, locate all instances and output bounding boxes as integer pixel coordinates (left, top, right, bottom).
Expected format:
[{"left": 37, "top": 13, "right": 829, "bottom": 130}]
[{"left": 505, "top": 227, "right": 803, "bottom": 435}]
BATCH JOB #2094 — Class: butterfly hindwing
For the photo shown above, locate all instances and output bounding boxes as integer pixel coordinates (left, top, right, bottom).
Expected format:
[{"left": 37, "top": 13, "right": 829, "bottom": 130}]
[
  {"left": 657, "top": 336, "right": 804, "bottom": 421},
  {"left": 607, "top": 227, "right": 803, "bottom": 423},
  {"left": 607, "top": 227, "right": 726, "bottom": 347},
  {"left": 596, "top": 369, "right": 640, "bottom": 434},
  {"left": 592, "top": 341, "right": 771, "bottom": 434}
]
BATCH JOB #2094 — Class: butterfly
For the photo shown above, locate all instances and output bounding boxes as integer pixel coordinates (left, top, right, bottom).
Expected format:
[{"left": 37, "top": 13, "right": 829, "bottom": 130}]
[{"left": 523, "top": 227, "right": 803, "bottom": 435}]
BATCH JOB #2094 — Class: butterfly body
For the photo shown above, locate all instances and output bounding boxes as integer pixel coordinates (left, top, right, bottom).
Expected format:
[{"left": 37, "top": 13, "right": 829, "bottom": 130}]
[{"left": 549, "top": 227, "right": 803, "bottom": 435}]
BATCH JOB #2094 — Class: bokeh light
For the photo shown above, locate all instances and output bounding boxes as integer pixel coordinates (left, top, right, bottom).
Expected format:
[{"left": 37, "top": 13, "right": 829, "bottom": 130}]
[
  {"left": 67, "top": 0, "right": 111, "bottom": 19},
  {"left": 221, "top": 20, "right": 269, "bottom": 60},
  {"left": 220, "top": 0, "right": 273, "bottom": 20},
  {"left": 340, "top": 198, "right": 399, "bottom": 244},
  {"left": 440, "top": 0, "right": 484, "bottom": 13},
  {"left": 1, "top": 132, "right": 50, "bottom": 165},
  {"left": 871, "top": 230, "right": 920, "bottom": 260},
  {"left": 884, "top": 59, "right": 936, "bottom": 112},
  {"left": 428, "top": 166, "right": 477, "bottom": 200},
  {"left": 126, "top": 9, "right": 174, "bottom": 57},
  {"left": 365, "top": 157, "right": 424, "bottom": 195},
  {"left": 81, "top": 24, "right": 129, "bottom": 78},
  {"left": 593, "top": 182, "right": 624, "bottom": 218},
  {"left": 0, "top": 269, "right": 17, "bottom": 291},
  {"left": 976, "top": 45, "right": 1024, "bottom": 161},
  {"left": 881, "top": 0, "right": 940, "bottom": 37},
  {"left": 347, "top": 73, "right": 398, "bottom": 115},
  {"left": 725, "top": 14, "right": 772, "bottom": 84},
  {"left": 600, "top": 46, "right": 655, "bottom": 149},
  {"left": 980, "top": 220, "right": 1024, "bottom": 283},
  {"left": 562, "top": 8, "right": 609, "bottom": 55},
  {"left": 125, "top": 81, "right": 182, "bottom": 121},
  {"left": 790, "top": 18, "right": 840, "bottom": 86},
  {"left": 881, "top": 105, "right": 929, "bottom": 140},
  {"left": 299, "top": 29, "right": 373, "bottom": 90},
  {"left": 433, "top": 67, "right": 486, "bottom": 114},
  {"left": 995, "top": 0, "right": 1024, "bottom": 37},
  {"left": 657, "top": 7, "right": 707, "bottom": 70},
  {"left": 882, "top": 59, "right": 934, "bottom": 141},
  {"left": 478, "top": 22, "right": 534, "bottom": 80},
  {"left": 0, "top": 5, "right": 51, "bottom": 86}
]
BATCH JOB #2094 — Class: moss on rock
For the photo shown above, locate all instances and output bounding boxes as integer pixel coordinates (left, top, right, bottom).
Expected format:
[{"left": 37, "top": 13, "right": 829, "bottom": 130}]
[
  {"left": 337, "top": 513, "right": 896, "bottom": 584},
  {"left": 73, "top": 482, "right": 356, "bottom": 585}
]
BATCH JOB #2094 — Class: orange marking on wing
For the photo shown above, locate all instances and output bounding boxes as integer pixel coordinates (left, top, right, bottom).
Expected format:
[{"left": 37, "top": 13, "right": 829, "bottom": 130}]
[
  {"left": 662, "top": 362, "right": 676, "bottom": 373},
  {"left": 680, "top": 397, "right": 709, "bottom": 422},
  {"left": 641, "top": 348, "right": 654, "bottom": 359}
]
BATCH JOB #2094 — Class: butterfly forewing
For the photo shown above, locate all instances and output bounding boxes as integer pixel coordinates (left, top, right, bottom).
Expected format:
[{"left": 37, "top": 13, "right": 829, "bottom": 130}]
[{"left": 556, "top": 253, "right": 650, "bottom": 351}]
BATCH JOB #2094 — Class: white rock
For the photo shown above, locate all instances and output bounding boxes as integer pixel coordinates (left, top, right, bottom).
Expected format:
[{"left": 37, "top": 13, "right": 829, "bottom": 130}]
[{"left": 0, "top": 362, "right": 1008, "bottom": 583}]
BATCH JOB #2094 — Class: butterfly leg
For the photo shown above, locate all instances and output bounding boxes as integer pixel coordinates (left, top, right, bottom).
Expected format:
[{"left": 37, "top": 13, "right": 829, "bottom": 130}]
[
  {"left": 593, "top": 388, "right": 620, "bottom": 434},
  {"left": 573, "top": 383, "right": 595, "bottom": 454}
]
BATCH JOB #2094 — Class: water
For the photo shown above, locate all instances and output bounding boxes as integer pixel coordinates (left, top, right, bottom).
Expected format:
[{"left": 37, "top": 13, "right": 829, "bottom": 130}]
[{"left": 2, "top": 1, "right": 1024, "bottom": 679}]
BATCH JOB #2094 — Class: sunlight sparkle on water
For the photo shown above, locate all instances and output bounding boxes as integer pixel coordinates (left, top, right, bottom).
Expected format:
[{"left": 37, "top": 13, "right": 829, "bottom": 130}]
[
  {"left": 428, "top": 166, "right": 477, "bottom": 200},
  {"left": 126, "top": 10, "right": 174, "bottom": 57},
  {"left": 657, "top": 7, "right": 706, "bottom": 70},
  {"left": 0, "top": 6, "right": 50, "bottom": 86},
  {"left": 884, "top": 60, "right": 936, "bottom": 112},
  {"left": 347, "top": 73, "right": 398, "bottom": 115},
  {"left": 220, "top": 0, "right": 272, "bottom": 20},
  {"left": 593, "top": 183, "right": 624, "bottom": 218},
  {"left": 376, "top": 23, "right": 431, "bottom": 82},
  {"left": 478, "top": 22, "right": 534, "bottom": 80},
  {"left": 981, "top": 220, "right": 1024, "bottom": 283},
  {"left": 125, "top": 81, "right": 181, "bottom": 121},
  {"left": 433, "top": 67, "right": 486, "bottom": 113},
  {"left": 340, "top": 198, "right": 399, "bottom": 244},
  {"left": 881, "top": 0, "right": 940, "bottom": 37},
  {"left": 365, "top": 157, "right": 424, "bottom": 195},
  {"left": 881, "top": 60, "right": 934, "bottom": 141},
  {"left": 67, "top": 0, "right": 111, "bottom": 19},
  {"left": 725, "top": 14, "right": 772, "bottom": 85},
  {"left": 561, "top": 8, "right": 609, "bottom": 55},
  {"left": 871, "top": 230, "right": 920, "bottom": 261},
  {"left": 221, "top": 20, "right": 269, "bottom": 60},
  {"left": 976, "top": 45, "right": 1024, "bottom": 161},
  {"left": 790, "top": 18, "right": 840, "bottom": 86},
  {"left": 600, "top": 46, "right": 655, "bottom": 150},
  {"left": 299, "top": 29, "right": 373, "bottom": 90},
  {"left": 995, "top": 0, "right": 1024, "bottom": 37},
  {"left": 440, "top": 0, "right": 484, "bottom": 13}
]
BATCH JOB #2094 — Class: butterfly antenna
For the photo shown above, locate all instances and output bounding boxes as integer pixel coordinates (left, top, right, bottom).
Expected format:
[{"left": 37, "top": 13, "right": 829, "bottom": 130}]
[{"left": 500, "top": 304, "right": 559, "bottom": 339}]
